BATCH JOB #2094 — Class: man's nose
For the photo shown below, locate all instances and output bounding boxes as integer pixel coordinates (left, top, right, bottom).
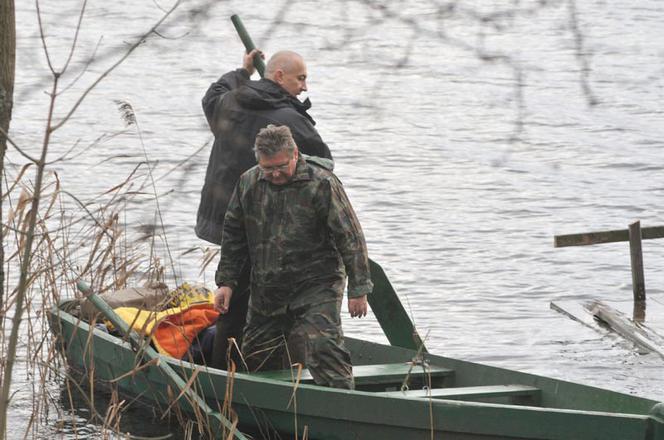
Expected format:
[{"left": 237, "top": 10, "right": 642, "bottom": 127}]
[{"left": 301, "top": 81, "right": 308, "bottom": 91}]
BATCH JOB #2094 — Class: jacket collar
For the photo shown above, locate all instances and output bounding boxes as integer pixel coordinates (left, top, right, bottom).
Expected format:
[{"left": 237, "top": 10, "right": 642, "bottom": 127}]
[
  {"left": 245, "top": 79, "right": 316, "bottom": 125},
  {"left": 291, "top": 156, "right": 312, "bottom": 182}
]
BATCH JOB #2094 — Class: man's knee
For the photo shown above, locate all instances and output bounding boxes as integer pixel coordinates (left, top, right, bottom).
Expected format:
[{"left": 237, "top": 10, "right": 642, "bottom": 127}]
[
  {"left": 242, "top": 320, "right": 288, "bottom": 372},
  {"left": 304, "top": 331, "right": 354, "bottom": 389}
]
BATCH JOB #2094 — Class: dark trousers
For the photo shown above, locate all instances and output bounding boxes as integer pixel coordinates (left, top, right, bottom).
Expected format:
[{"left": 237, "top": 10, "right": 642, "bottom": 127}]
[{"left": 210, "top": 264, "right": 250, "bottom": 370}]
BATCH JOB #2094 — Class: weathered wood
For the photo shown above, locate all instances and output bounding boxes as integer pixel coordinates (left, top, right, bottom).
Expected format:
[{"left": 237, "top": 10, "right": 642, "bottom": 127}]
[
  {"left": 554, "top": 225, "right": 664, "bottom": 248},
  {"left": 633, "top": 300, "right": 646, "bottom": 323},
  {"left": 629, "top": 221, "right": 646, "bottom": 302},
  {"left": 585, "top": 300, "right": 664, "bottom": 359},
  {"left": 550, "top": 301, "right": 605, "bottom": 332}
]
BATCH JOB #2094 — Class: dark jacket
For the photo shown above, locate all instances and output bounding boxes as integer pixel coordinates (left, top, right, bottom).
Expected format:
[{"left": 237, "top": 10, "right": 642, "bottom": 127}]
[{"left": 196, "top": 68, "right": 332, "bottom": 244}]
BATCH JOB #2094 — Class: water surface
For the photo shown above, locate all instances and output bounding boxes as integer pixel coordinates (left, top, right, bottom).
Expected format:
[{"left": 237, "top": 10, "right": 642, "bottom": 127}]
[{"left": 8, "top": 0, "right": 664, "bottom": 436}]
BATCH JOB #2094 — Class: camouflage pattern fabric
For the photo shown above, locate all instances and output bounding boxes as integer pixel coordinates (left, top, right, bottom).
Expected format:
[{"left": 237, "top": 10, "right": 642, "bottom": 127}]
[
  {"left": 215, "top": 156, "right": 373, "bottom": 306},
  {"left": 242, "top": 278, "right": 354, "bottom": 389},
  {"left": 215, "top": 156, "right": 372, "bottom": 388}
]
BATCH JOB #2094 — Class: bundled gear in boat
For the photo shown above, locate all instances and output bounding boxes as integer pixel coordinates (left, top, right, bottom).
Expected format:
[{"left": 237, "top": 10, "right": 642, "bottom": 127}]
[{"left": 103, "top": 283, "right": 219, "bottom": 360}]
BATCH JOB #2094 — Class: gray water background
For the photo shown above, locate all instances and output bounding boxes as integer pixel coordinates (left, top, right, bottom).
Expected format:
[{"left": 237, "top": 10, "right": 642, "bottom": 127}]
[{"left": 7, "top": 0, "right": 664, "bottom": 437}]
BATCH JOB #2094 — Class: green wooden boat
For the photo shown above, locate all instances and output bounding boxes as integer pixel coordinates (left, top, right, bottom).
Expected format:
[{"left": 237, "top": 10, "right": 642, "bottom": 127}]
[{"left": 48, "top": 271, "right": 664, "bottom": 440}]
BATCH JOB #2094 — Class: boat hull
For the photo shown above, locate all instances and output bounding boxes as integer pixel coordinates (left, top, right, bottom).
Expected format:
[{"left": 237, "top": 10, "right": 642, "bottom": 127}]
[{"left": 49, "top": 303, "right": 664, "bottom": 440}]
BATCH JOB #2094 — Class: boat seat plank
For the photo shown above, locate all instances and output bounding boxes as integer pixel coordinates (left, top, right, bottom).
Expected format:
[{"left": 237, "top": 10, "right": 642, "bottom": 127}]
[
  {"left": 379, "top": 384, "right": 541, "bottom": 404},
  {"left": 251, "top": 362, "right": 454, "bottom": 386}
]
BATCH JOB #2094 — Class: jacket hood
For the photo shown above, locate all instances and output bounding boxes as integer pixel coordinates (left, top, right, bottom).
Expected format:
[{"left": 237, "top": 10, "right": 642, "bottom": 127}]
[
  {"left": 302, "top": 153, "right": 334, "bottom": 172},
  {"left": 235, "top": 79, "right": 316, "bottom": 125}
]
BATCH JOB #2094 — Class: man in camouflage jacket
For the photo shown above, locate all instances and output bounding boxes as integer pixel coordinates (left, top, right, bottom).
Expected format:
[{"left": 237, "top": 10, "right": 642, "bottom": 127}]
[{"left": 214, "top": 125, "right": 372, "bottom": 389}]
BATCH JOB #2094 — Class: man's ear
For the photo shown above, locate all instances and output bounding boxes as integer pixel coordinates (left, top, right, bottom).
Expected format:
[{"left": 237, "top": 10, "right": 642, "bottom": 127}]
[{"left": 273, "top": 69, "right": 284, "bottom": 84}]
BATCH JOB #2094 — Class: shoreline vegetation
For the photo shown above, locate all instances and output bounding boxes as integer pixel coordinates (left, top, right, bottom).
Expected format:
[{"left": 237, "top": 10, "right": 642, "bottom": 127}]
[{"left": 0, "top": 1, "right": 221, "bottom": 437}]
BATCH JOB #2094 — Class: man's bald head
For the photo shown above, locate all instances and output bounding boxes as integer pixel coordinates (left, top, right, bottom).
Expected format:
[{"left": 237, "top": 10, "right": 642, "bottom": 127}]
[
  {"left": 265, "top": 51, "right": 304, "bottom": 77},
  {"left": 265, "top": 51, "right": 308, "bottom": 97}
]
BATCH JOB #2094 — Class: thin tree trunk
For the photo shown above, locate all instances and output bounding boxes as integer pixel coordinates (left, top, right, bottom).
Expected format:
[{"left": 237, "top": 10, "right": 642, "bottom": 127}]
[
  {"left": 0, "top": 0, "right": 15, "bottom": 326},
  {"left": 0, "top": 86, "right": 50, "bottom": 440},
  {"left": 0, "top": 4, "right": 20, "bottom": 436}
]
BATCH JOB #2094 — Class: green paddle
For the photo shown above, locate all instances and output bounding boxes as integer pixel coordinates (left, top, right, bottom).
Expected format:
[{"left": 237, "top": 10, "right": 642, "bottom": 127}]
[{"left": 368, "top": 259, "right": 427, "bottom": 352}]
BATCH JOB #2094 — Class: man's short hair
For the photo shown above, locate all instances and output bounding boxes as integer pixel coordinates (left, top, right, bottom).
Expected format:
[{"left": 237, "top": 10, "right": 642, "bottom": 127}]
[{"left": 254, "top": 125, "right": 296, "bottom": 158}]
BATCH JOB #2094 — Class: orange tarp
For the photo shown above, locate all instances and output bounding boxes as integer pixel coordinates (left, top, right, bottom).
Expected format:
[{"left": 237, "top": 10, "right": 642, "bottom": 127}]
[{"left": 152, "top": 305, "right": 219, "bottom": 359}]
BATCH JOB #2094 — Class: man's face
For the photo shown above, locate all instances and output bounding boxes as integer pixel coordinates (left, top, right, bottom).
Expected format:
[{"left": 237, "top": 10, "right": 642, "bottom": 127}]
[
  {"left": 258, "top": 149, "right": 298, "bottom": 185},
  {"left": 276, "top": 58, "right": 308, "bottom": 97}
]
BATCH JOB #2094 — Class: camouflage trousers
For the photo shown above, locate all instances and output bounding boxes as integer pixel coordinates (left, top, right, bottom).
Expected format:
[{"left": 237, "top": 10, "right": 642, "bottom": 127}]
[{"left": 242, "top": 279, "right": 354, "bottom": 390}]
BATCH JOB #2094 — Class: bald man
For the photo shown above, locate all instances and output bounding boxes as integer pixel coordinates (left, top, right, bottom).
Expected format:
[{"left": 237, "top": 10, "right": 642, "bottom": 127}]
[{"left": 197, "top": 49, "right": 333, "bottom": 370}]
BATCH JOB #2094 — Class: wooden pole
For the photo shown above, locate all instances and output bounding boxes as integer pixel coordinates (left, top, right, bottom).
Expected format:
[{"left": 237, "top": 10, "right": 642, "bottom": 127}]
[
  {"left": 230, "top": 15, "right": 266, "bottom": 77},
  {"left": 628, "top": 221, "right": 646, "bottom": 303}
]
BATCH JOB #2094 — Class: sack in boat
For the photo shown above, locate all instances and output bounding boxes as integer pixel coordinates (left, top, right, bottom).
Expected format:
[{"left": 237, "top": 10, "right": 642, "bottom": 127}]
[{"left": 80, "top": 283, "right": 169, "bottom": 321}]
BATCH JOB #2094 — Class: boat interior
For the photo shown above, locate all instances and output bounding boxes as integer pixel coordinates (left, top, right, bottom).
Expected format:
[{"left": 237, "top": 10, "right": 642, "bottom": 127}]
[{"left": 250, "top": 360, "right": 542, "bottom": 406}]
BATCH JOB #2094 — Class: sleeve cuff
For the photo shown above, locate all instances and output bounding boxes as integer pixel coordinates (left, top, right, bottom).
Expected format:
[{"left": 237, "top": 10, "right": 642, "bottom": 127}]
[
  {"left": 348, "top": 282, "right": 373, "bottom": 298},
  {"left": 215, "top": 271, "right": 237, "bottom": 291}
]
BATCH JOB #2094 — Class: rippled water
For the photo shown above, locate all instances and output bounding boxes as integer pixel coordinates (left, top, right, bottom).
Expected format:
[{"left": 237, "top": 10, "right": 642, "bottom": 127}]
[{"left": 8, "top": 0, "right": 664, "bottom": 436}]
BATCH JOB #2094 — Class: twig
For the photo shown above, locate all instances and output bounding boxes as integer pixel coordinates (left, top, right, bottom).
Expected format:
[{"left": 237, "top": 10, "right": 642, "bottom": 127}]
[{"left": 50, "top": 0, "right": 182, "bottom": 132}]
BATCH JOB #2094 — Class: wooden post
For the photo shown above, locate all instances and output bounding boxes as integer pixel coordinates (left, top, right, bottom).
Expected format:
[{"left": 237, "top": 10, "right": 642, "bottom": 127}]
[
  {"left": 633, "top": 300, "right": 646, "bottom": 323},
  {"left": 554, "top": 222, "right": 664, "bottom": 309},
  {"left": 628, "top": 221, "right": 646, "bottom": 303}
]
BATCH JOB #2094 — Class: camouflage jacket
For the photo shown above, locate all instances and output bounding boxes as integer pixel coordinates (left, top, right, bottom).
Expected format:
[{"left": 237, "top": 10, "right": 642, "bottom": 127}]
[{"left": 215, "top": 155, "right": 373, "bottom": 309}]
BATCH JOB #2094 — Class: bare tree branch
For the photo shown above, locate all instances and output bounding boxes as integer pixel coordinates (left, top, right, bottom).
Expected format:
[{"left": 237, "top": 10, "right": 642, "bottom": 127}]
[{"left": 50, "top": 0, "right": 182, "bottom": 132}]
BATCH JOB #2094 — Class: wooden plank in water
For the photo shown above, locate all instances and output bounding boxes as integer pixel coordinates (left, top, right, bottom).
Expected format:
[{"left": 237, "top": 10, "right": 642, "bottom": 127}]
[
  {"left": 550, "top": 301, "right": 605, "bottom": 332},
  {"left": 551, "top": 299, "right": 664, "bottom": 358},
  {"left": 584, "top": 300, "right": 664, "bottom": 358},
  {"left": 592, "top": 299, "right": 664, "bottom": 343},
  {"left": 554, "top": 226, "right": 664, "bottom": 247}
]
